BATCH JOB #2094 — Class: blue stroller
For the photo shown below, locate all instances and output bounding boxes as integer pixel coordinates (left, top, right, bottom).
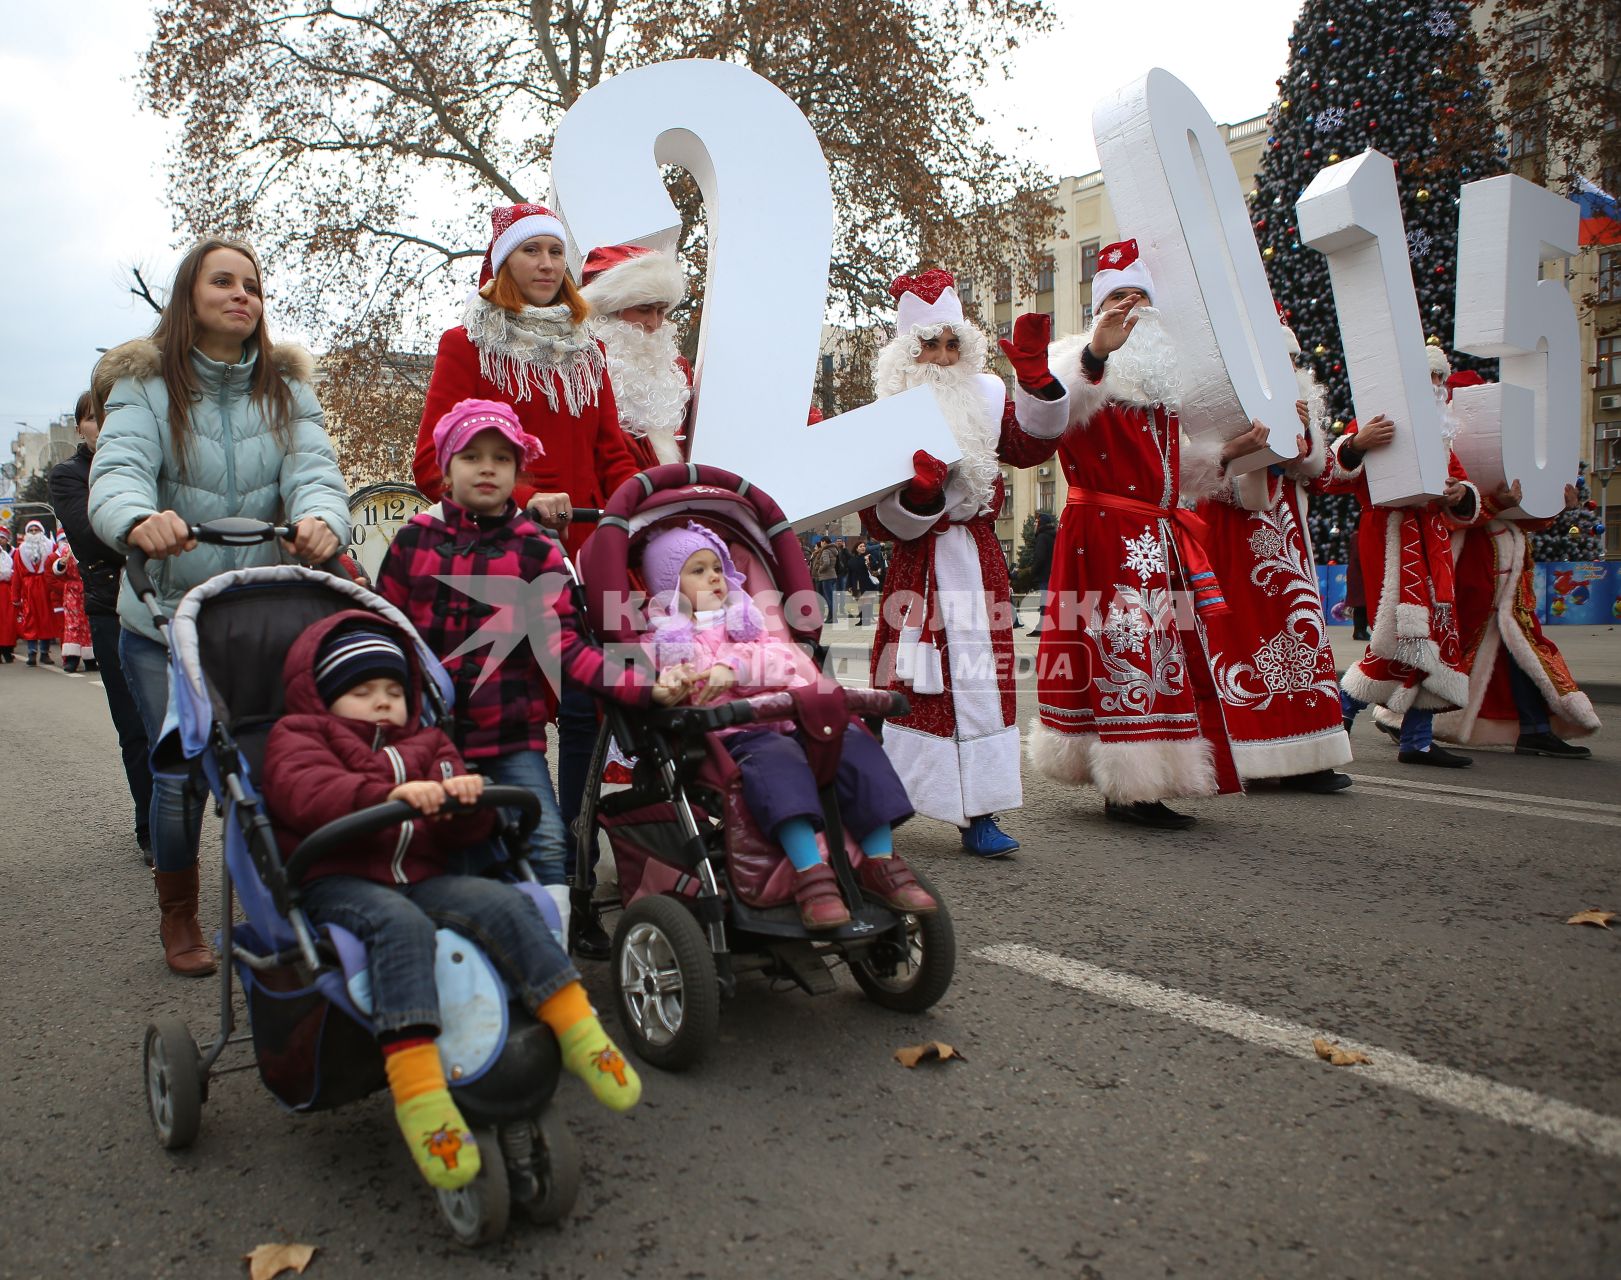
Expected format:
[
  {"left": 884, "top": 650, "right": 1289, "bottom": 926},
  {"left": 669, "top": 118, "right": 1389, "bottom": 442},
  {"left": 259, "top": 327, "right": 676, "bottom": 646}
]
[{"left": 131, "top": 519, "right": 579, "bottom": 1246}]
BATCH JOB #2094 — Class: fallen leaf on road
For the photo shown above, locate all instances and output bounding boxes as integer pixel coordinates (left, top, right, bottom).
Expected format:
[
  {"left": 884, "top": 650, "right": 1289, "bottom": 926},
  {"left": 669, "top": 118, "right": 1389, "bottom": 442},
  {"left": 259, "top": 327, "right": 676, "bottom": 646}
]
[
  {"left": 1313, "top": 1037, "right": 1372, "bottom": 1067},
  {"left": 894, "top": 1041, "right": 964, "bottom": 1068},
  {"left": 245, "top": 1243, "right": 317, "bottom": 1280},
  {"left": 1565, "top": 909, "right": 1615, "bottom": 929}
]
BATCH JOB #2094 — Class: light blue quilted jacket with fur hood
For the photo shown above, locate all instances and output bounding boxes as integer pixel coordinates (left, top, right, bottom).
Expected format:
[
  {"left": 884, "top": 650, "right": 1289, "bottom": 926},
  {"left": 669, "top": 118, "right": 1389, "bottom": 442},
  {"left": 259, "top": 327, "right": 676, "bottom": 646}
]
[{"left": 89, "top": 337, "right": 351, "bottom": 641}]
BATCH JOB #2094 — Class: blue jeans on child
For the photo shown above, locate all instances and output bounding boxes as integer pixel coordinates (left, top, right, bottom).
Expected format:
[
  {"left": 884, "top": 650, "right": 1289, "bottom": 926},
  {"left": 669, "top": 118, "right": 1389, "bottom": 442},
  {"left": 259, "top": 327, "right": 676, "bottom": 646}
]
[
  {"left": 476, "top": 748, "right": 571, "bottom": 885},
  {"left": 120, "top": 626, "right": 207, "bottom": 874},
  {"left": 300, "top": 874, "right": 578, "bottom": 1034}
]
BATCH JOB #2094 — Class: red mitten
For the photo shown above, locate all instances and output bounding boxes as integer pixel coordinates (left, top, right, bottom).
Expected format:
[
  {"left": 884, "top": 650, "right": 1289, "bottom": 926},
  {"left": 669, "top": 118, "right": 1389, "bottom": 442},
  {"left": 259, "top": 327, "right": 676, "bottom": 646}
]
[
  {"left": 902, "top": 450, "right": 950, "bottom": 511},
  {"left": 998, "top": 312, "right": 1056, "bottom": 391}
]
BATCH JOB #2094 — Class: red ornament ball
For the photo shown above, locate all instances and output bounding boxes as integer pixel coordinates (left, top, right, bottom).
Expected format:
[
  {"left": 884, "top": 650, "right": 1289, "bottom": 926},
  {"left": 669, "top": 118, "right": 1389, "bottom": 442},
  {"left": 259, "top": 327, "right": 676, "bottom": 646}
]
[{"left": 1304, "top": 149, "right": 1313, "bottom": 159}]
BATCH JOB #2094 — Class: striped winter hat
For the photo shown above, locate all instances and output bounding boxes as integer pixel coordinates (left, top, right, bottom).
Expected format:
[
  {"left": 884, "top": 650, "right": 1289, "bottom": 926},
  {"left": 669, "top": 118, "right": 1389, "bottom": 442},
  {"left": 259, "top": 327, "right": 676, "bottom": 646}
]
[{"left": 314, "top": 626, "right": 411, "bottom": 706}]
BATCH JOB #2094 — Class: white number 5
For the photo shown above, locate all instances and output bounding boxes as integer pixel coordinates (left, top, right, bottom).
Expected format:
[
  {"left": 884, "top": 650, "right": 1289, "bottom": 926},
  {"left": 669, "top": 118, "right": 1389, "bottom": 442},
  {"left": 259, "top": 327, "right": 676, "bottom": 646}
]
[{"left": 549, "top": 59, "right": 961, "bottom": 526}]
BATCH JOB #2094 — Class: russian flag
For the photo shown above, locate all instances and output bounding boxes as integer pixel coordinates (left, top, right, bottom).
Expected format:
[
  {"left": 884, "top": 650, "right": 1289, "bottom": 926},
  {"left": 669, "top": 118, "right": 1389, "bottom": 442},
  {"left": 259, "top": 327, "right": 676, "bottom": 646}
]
[{"left": 1571, "top": 176, "right": 1621, "bottom": 246}]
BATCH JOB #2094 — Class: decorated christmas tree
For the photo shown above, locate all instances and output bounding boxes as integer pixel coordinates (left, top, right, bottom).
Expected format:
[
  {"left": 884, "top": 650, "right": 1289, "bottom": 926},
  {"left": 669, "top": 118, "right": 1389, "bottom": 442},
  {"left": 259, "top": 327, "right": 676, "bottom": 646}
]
[
  {"left": 1251, "top": 0, "right": 1505, "bottom": 566},
  {"left": 1530, "top": 461, "right": 1607, "bottom": 562}
]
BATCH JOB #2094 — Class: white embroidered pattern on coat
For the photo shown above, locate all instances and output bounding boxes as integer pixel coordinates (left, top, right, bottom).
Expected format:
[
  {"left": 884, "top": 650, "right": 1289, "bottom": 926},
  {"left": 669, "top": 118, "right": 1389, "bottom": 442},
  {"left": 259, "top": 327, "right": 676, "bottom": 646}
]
[
  {"left": 1122, "top": 529, "right": 1165, "bottom": 585},
  {"left": 1212, "top": 497, "right": 1339, "bottom": 709},
  {"left": 1102, "top": 602, "right": 1149, "bottom": 655},
  {"left": 1090, "top": 586, "right": 1187, "bottom": 715}
]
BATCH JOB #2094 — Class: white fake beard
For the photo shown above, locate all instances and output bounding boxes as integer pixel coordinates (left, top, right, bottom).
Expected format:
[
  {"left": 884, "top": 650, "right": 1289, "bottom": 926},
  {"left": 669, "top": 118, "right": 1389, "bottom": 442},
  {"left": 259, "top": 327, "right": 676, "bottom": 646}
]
[
  {"left": 872, "top": 329, "right": 1002, "bottom": 514},
  {"left": 1296, "top": 363, "right": 1327, "bottom": 433},
  {"left": 591, "top": 317, "right": 691, "bottom": 451},
  {"left": 1434, "top": 381, "right": 1461, "bottom": 445},
  {"left": 1101, "top": 306, "right": 1182, "bottom": 411},
  {"left": 18, "top": 530, "right": 50, "bottom": 572}
]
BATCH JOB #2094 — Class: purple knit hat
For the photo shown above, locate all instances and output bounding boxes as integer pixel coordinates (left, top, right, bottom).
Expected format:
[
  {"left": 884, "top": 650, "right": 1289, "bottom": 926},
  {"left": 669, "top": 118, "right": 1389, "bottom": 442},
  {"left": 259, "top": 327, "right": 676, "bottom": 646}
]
[{"left": 641, "top": 521, "right": 744, "bottom": 600}]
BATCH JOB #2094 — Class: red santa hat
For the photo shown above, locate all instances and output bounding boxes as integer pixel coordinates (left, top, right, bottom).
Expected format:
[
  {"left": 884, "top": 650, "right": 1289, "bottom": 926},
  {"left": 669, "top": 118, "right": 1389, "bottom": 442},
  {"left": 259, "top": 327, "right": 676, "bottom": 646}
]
[
  {"left": 479, "top": 203, "right": 569, "bottom": 287},
  {"left": 889, "top": 269, "right": 965, "bottom": 335},
  {"left": 1444, "top": 369, "right": 1484, "bottom": 402},
  {"left": 1090, "top": 239, "right": 1155, "bottom": 313},
  {"left": 580, "top": 244, "right": 686, "bottom": 315},
  {"left": 1277, "top": 302, "right": 1302, "bottom": 356}
]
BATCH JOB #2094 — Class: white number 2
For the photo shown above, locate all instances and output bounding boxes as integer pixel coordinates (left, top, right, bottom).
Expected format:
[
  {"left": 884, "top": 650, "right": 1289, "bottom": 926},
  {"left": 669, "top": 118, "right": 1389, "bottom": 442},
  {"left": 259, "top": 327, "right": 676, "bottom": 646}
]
[{"left": 548, "top": 59, "right": 961, "bottom": 526}]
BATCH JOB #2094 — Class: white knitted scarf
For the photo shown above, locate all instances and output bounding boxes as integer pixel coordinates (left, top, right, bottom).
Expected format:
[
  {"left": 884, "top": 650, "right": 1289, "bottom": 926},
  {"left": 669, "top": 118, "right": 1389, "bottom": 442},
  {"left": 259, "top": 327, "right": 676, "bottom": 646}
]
[{"left": 461, "top": 296, "right": 607, "bottom": 415}]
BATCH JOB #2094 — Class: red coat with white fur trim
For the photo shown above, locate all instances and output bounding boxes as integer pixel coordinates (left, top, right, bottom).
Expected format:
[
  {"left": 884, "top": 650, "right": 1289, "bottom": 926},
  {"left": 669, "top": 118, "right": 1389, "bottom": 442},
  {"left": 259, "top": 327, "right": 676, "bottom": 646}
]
[
  {"left": 1317, "top": 421, "right": 1482, "bottom": 713},
  {"left": 860, "top": 376, "right": 1068, "bottom": 827},
  {"left": 1187, "top": 404, "right": 1352, "bottom": 780},
  {"left": 1027, "top": 335, "right": 1240, "bottom": 804}
]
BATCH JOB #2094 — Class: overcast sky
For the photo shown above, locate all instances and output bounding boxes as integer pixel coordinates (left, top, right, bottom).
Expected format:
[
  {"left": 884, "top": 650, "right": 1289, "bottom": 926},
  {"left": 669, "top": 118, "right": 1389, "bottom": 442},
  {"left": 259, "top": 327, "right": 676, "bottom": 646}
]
[{"left": 0, "top": 0, "right": 1300, "bottom": 464}]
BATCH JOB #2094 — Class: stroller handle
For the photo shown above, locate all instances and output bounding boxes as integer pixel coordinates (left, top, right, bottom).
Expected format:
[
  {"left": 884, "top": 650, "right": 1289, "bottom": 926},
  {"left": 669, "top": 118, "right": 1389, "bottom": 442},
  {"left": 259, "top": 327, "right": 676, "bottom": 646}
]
[
  {"left": 125, "top": 517, "right": 350, "bottom": 630},
  {"left": 283, "top": 784, "right": 544, "bottom": 887},
  {"left": 649, "top": 687, "right": 909, "bottom": 735}
]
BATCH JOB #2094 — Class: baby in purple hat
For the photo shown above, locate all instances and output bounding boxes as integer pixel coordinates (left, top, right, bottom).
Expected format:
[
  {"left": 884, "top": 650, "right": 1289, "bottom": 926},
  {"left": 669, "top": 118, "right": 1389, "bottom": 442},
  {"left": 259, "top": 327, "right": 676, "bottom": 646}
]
[{"left": 639, "top": 521, "right": 935, "bottom": 929}]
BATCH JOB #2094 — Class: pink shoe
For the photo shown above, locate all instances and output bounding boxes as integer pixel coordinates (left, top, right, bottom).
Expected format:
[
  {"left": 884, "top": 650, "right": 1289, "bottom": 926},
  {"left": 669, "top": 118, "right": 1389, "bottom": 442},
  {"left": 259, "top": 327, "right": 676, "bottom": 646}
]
[
  {"left": 857, "top": 855, "right": 937, "bottom": 914},
  {"left": 791, "top": 862, "right": 851, "bottom": 930}
]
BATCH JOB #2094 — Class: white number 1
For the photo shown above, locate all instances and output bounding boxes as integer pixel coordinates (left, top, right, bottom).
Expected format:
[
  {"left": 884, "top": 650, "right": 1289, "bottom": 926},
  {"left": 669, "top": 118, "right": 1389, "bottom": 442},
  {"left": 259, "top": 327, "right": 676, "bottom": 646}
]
[{"left": 549, "top": 59, "right": 961, "bottom": 526}]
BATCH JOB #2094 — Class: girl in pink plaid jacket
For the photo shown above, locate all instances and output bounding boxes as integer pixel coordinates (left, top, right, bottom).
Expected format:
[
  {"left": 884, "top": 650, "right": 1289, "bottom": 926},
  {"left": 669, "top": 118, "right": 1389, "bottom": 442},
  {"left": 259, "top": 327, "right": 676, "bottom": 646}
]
[{"left": 377, "top": 399, "right": 684, "bottom": 934}]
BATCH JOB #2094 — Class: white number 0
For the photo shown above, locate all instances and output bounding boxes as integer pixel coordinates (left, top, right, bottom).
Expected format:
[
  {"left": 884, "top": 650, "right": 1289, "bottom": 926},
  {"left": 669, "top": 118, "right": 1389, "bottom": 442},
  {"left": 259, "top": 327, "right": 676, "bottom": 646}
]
[{"left": 548, "top": 59, "right": 961, "bottom": 526}]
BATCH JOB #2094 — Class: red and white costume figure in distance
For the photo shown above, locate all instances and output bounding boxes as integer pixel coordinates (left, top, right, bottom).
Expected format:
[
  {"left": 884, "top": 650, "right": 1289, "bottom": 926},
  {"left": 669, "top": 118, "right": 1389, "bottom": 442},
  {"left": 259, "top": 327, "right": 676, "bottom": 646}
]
[
  {"left": 1032, "top": 239, "right": 1240, "bottom": 829},
  {"left": 860, "top": 269, "right": 1070, "bottom": 857},
  {"left": 0, "top": 529, "right": 16, "bottom": 661},
  {"left": 1185, "top": 310, "right": 1353, "bottom": 790},
  {"left": 582, "top": 244, "right": 693, "bottom": 469},
  {"left": 1326, "top": 343, "right": 1484, "bottom": 767},
  {"left": 51, "top": 533, "right": 93, "bottom": 671},
  {"left": 13, "top": 519, "right": 61, "bottom": 665},
  {"left": 1423, "top": 372, "right": 1600, "bottom": 757}
]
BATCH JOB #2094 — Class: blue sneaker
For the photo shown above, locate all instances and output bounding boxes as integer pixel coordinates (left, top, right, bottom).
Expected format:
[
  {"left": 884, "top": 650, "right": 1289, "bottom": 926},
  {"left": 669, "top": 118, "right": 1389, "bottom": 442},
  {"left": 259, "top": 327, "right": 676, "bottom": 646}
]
[{"left": 962, "top": 815, "right": 1019, "bottom": 858}]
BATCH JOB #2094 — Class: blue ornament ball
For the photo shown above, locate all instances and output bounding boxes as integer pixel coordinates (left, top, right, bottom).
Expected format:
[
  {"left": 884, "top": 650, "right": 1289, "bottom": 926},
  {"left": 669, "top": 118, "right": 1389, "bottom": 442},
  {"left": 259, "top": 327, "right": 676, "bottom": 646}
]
[{"left": 1332, "top": 37, "right": 1342, "bottom": 47}]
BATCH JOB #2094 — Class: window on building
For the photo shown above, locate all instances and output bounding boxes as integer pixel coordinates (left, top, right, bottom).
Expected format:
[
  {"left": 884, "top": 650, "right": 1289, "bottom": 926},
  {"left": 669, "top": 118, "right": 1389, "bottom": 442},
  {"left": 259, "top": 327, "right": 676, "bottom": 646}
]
[
  {"left": 1081, "top": 302, "right": 1094, "bottom": 329},
  {"left": 1600, "top": 337, "right": 1621, "bottom": 388},
  {"left": 958, "top": 276, "right": 975, "bottom": 306},
  {"left": 1039, "top": 481, "right": 1055, "bottom": 513},
  {"left": 994, "top": 266, "right": 1013, "bottom": 303},
  {"left": 1080, "top": 241, "right": 1100, "bottom": 283},
  {"left": 1597, "top": 422, "right": 1621, "bottom": 469},
  {"left": 1036, "top": 255, "right": 1055, "bottom": 293},
  {"left": 997, "top": 320, "right": 1013, "bottom": 340},
  {"left": 1598, "top": 251, "right": 1620, "bottom": 304},
  {"left": 1511, "top": 19, "right": 1550, "bottom": 65},
  {"left": 1509, "top": 108, "right": 1546, "bottom": 160}
]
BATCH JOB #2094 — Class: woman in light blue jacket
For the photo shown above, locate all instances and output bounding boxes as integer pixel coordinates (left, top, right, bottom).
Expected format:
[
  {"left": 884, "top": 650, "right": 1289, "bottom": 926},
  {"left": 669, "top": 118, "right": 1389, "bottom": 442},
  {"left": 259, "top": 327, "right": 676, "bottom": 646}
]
[{"left": 90, "top": 238, "right": 350, "bottom": 977}]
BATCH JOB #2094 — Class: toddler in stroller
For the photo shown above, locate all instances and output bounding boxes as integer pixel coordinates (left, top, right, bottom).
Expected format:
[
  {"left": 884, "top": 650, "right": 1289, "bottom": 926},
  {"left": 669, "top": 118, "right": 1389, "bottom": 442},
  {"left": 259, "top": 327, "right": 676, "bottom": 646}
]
[
  {"left": 261, "top": 611, "right": 643, "bottom": 1192},
  {"left": 638, "top": 521, "right": 936, "bottom": 928}
]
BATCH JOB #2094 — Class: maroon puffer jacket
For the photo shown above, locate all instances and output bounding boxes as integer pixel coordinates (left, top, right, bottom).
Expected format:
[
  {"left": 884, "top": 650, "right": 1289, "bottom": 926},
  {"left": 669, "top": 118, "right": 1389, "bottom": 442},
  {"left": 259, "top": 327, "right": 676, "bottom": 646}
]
[{"left": 262, "top": 608, "right": 494, "bottom": 885}]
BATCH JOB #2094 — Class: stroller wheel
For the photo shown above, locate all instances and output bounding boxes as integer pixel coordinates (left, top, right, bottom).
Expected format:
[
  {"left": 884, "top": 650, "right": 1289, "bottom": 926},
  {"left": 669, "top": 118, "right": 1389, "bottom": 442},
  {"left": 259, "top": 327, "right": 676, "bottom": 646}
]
[
  {"left": 849, "top": 866, "right": 956, "bottom": 1014},
  {"left": 143, "top": 1017, "right": 203, "bottom": 1151},
  {"left": 511, "top": 1110, "right": 580, "bottom": 1226},
  {"left": 436, "top": 1126, "right": 510, "bottom": 1247},
  {"left": 612, "top": 896, "right": 720, "bottom": 1071}
]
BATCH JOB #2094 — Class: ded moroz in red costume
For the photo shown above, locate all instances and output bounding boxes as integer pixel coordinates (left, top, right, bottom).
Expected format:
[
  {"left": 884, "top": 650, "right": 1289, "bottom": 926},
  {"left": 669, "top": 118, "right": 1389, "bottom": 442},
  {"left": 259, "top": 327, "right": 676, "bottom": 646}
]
[
  {"left": 860, "top": 270, "right": 1070, "bottom": 836},
  {"left": 1030, "top": 240, "right": 1241, "bottom": 808},
  {"left": 582, "top": 244, "right": 693, "bottom": 470},
  {"left": 1185, "top": 316, "right": 1352, "bottom": 782},
  {"left": 1321, "top": 349, "right": 1484, "bottom": 717},
  {"left": 0, "top": 532, "right": 16, "bottom": 657},
  {"left": 1427, "top": 372, "right": 1600, "bottom": 749},
  {"left": 13, "top": 520, "right": 61, "bottom": 644}
]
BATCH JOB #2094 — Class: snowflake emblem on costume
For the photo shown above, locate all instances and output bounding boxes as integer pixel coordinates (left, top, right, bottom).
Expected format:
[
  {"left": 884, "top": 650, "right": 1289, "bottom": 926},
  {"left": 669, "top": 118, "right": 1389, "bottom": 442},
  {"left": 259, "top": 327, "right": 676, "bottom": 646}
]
[
  {"left": 1102, "top": 603, "right": 1149, "bottom": 655},
  {"left": 1254, "top": 632, "right": 1315, "bottom": 694},
  {"left": 1122, "top": 529, "right": 1165, "bottom": 584},
  {"left": 1314, "top": 107, "right": 1347, "bottom": 134},
  {"left": 1248, "top": 525, "right": 1285, "bottom": 561},
  {"left": 1407, "top": 227, "right": 1432, "bottom": 259},
  {"left": 1426, "top": 7, "right": 1457, "bottom": 37}
]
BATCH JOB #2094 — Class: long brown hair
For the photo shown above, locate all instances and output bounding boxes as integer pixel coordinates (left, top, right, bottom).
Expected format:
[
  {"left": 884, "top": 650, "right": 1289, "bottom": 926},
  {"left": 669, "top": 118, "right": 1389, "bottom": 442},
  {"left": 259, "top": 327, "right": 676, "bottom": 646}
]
[
  {"left": 483, "top": 260, "right": 590, "bottom": 325},
  {"left": 149, "top": 238, "right": 296, "bottom": 474}
]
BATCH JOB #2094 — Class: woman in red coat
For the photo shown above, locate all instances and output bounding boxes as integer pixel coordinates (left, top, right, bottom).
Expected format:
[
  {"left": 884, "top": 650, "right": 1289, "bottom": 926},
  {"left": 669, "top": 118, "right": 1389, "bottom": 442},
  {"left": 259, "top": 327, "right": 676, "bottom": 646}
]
[
  {"left": 411, "top": 204, "right": 641, "bottom": 957},
  {"left": 412, "top": 204, "right": 640, "bottom": 558}
]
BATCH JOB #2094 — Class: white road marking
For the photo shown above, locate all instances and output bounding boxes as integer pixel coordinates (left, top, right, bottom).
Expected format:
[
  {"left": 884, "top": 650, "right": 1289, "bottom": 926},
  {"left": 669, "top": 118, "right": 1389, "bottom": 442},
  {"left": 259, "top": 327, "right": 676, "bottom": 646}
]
[
  {"left": 1349, "top": 778, "right": 1621, "bottom": 829},
  {"left": 978, "top": 942, "right": 1621, "bottom": 1161},
  {"left": 1349, "top": 772, "right": 1621, "bottom": 814}
]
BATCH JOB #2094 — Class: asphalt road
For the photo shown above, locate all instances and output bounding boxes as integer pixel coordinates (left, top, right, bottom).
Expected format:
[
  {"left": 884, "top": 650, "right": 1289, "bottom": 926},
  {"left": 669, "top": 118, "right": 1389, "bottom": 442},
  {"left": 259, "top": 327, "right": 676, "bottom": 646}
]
[{"left": 2, "top": 658, "right": 1617, "bottom": 1279}]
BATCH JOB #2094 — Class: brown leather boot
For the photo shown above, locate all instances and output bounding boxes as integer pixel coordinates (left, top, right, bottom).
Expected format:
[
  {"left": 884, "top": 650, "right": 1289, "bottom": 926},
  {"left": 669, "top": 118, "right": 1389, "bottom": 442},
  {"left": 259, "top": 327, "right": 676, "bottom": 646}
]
[{"left": 154, "top": 865, "right": 218, "bottom": 977}]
